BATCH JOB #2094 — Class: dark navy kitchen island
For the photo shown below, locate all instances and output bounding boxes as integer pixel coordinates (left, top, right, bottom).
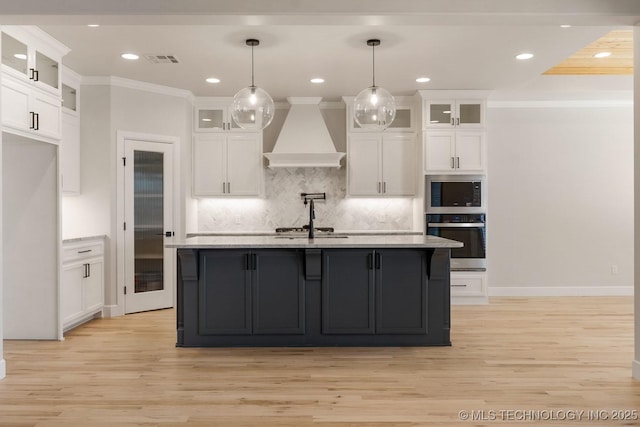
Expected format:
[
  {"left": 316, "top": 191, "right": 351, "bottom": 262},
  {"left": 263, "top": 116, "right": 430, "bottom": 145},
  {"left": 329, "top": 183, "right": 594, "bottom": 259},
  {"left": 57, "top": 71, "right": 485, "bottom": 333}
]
[{"left": 168, "top": 235, "right": 462, "bottom": 347}]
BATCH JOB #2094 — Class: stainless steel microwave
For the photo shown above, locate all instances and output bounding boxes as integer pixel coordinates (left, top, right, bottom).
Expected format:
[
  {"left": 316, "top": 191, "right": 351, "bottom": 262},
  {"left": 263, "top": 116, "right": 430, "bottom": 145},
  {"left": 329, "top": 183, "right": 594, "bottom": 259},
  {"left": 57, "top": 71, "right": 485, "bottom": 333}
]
[{"left": 425, "top": 175, "right": 485, "bottom": 213}]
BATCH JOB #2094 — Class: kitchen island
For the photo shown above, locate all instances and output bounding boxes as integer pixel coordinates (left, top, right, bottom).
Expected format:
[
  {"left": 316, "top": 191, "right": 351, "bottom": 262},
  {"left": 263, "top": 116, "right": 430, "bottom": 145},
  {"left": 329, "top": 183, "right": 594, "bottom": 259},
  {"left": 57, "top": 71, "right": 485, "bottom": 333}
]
[{"left": 168, "top": 235, "right": 462, "bottom": 347}]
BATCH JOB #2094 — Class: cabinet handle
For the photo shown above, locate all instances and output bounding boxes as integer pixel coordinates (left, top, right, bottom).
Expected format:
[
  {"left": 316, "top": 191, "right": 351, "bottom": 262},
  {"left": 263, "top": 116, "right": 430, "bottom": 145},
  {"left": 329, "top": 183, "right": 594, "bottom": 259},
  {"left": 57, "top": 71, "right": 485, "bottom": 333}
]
[
  {"left": 78, "top": 249, "right": 92, "bottom": 254},
  {"left": 245, "top": 254, "right": 250, "bottom": 270},
  {"left": 34, "top": 113, "right": 39, "bottom": 130},
  {"left": 227, "top": 182, "right": 231, "bottom": 193},
  {"left": 375, "top": 252, "right": 381, "bottom": 270},
  {"left": 367, "top": 253, "right": 373, "bottom": 270},
  {"left": 451, "top": 157, "right": 455, "bottom": 169},
  {"left": 29, "top": 112, "right": 35, "bottom": 129},
  {"left": 222, "top": 182, "right": 226, "bottom": 193},
  {"left": 450, "top": 117, "right": 454, "bottom": 126},
  {"left": 87, "top": 263, "right": 91, "bottom": 277},
  {"left": 252, "top": 253, "right": 257, "bottom": 270},
  {"left": 452, "top": 284, "right": 468, "bottom": 287},
  {"left": 29, "top": 68, "right": 35, "bottom": 80},
  {"left": 377, "top": 182, "right": 381, "bottom": 193},
  {"left": 83, "top": 263, "right": 88, "bottom": 278},
  {"left": 456, "top": 157, "right": 460, "bottom": 168},
  {"left": 383, "top": 182, "right": 386, "bottom": 193},
  {"left": 456, "top": 117, "right": 460, "bottom": 126}
]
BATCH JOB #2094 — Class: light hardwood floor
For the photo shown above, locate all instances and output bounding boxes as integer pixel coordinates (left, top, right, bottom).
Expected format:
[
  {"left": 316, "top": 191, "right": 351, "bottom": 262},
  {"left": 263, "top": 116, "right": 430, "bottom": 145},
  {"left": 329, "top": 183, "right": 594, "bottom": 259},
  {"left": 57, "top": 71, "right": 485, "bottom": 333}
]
[{"left": 1, "top": 297, "right": 638, "bottom": 426}]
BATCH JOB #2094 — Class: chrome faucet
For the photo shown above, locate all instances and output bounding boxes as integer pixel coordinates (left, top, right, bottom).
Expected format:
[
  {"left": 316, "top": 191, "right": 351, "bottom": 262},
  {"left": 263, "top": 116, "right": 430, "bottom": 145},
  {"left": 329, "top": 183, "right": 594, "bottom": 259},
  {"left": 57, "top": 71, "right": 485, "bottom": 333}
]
[{"left": 301, "top": 192, "right": 326, "bottom": 239}]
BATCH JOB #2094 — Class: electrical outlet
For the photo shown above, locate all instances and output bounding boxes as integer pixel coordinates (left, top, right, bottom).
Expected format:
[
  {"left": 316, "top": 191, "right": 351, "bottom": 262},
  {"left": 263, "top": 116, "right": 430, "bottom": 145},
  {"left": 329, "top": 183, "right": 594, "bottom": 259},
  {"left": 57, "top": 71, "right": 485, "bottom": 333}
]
[
  {"left": 234, "top": 215, "right": 241, "bottom": 224},
  {"left": 610, "top": 264, "right": 619, "bottom": 275}
]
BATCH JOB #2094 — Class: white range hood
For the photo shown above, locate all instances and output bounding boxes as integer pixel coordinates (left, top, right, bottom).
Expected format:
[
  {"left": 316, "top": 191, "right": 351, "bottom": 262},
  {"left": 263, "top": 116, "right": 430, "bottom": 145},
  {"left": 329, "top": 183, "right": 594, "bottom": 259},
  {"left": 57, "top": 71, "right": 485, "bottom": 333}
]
[{"left": 264, "top": 97, "right": 345, "bottom": 168}]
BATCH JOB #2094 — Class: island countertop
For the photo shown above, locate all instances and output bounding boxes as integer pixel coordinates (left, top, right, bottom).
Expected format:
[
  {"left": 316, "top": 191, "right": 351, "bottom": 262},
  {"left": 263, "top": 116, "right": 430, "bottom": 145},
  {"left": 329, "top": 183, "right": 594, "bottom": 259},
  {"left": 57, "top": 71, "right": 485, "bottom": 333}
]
[{"left": 166, "top": 234, "right": 463, "bottom": 249}]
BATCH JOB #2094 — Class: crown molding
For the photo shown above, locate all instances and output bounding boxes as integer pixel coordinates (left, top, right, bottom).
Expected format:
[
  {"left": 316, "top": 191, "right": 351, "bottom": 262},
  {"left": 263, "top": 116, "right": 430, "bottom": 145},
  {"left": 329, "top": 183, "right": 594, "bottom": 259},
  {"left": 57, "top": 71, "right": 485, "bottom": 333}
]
[{"left": 81, "top": 76, "right": 195, "bottom": 102}]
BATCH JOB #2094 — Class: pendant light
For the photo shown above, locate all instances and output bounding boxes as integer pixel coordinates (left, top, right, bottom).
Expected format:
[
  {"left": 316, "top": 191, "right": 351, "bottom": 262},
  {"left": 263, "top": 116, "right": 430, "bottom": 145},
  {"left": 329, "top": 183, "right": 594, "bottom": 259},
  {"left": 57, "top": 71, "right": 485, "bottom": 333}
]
[
  {"left": 231, "top": 39, "right": 275, "bottom": 131},
  {"left": 353, "top": 39, "right": 396, "bottom": 131}
]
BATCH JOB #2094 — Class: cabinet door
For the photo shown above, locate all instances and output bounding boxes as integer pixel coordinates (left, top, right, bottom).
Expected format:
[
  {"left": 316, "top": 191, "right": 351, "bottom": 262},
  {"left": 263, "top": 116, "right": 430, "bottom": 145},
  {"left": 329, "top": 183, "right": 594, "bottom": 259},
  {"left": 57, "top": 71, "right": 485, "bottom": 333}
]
[
  {"left": 84, "top": 259, "right": 104, "bottom": 313},
  {"left": 456, "top": 100, "right": 484, "bottom": 128},
  {"left": 376, "top": 250, "right": 427, "bottom": 334},
  {"left": 32, "top": 90, "right": 62, "bottom": 140},
  {"left": 381, "top": 134, "right": 416, "bottom": 196},
  {"left": 455, "top": 132, "right": 485, "bottom": 172},
  {"left": 34, "top": 50, "right": 60, "bottom": 93},
  {"left": 322, "top": 250, "right": 375, "bottom": 334},
  {"left": 196, "top": 106, "right": 227, "bottom": 131},
  {"left": 425, "top": 100, "right": 454, "bottom": 128},
  {"left": 347, "top": 134, "right": 381, "bottom": 196},
  {"left": 1, "top": 32, "right": 29, "bottom": 78},
  {"left": 1, "top": 76, "right": 31, "bottom": 132},
  {"left": 61, "top": 263, "right": 84, "bottom": 326},
  {"left": 61, "top": 112, "right": 80, "bottom": 194},
  {"left": 226, "top": 133, "right": 262, "bottom": 196},
  {"left": 198, "top": 250, "right": 252, "bottom": 335},
  {"left": 193, "top": 134, "right": 226, "bottom": 196},
  {"left": 424, "top": 131, "right": 455, "bottom": 173},
  {"left": 252, "top": 250, "right": 305, "bottom": 334}
]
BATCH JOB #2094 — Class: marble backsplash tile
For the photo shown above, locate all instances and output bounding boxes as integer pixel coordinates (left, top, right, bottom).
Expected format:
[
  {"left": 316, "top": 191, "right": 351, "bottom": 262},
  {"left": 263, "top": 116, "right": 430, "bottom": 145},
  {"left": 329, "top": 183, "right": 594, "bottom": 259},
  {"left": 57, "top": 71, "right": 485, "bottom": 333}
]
[{"left": 197, "top": 168, "right": 414, "bottom": 232}]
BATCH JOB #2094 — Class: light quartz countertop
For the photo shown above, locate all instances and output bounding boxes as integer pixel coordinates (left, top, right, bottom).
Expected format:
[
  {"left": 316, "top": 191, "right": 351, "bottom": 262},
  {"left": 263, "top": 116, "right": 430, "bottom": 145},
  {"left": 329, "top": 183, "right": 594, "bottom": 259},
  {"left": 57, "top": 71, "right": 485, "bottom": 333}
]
[
  {"left": 187, "top": 230, "right": 423, "bottom": 237},
  {"left": 166, "top": 234, "right": 462, "bottom": 249},
  {"left": 62, "top": 235, "right": 107, "bottom": 244}
]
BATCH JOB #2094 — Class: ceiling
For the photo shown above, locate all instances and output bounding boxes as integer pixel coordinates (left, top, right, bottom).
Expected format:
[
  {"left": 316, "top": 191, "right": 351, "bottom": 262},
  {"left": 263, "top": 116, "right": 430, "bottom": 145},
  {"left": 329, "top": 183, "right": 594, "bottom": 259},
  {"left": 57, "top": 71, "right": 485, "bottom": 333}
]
[
  {"left": 1, "top": 0, "right": 638, "bottom": 101},
  {"left": 544, "top": 30, "right": 633, "bottom": 75}
]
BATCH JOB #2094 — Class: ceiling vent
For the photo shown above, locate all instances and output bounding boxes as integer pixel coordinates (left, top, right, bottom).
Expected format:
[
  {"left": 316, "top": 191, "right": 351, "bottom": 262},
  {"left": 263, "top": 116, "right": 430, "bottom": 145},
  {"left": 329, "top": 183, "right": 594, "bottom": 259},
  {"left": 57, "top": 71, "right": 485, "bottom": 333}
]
[{"left": 144, "top": 54, "right": 180, "bottom": 64}]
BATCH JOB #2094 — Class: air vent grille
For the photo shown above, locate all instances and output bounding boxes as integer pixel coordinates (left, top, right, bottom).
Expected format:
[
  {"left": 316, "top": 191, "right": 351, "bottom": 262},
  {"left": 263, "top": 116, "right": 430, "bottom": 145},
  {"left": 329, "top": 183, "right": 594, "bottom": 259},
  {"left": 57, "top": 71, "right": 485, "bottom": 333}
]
[{"left": 144, "top": 55, "right": 180, "bottom": 64}]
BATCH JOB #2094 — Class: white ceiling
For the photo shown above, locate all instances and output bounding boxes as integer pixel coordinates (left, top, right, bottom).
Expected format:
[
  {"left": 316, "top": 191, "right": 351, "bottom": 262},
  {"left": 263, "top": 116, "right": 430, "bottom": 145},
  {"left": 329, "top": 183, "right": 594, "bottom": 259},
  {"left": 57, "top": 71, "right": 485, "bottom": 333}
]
[{"left": 1, "top": 0, "right": 638, "bottom": 101}]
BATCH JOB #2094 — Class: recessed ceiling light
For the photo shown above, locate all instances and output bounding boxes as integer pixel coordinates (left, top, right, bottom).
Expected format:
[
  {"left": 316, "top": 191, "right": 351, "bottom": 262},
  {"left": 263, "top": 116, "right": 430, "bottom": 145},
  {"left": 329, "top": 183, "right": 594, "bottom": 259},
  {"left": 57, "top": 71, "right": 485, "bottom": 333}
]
[
  {"left": 515, "top": 52, "right": 534, "bottom": 60},
  {"left": 13, "top": 53, "right": 27, "bottom": 60},
  {"left": 87, "top": 24, "right": 100, "bottom": 28},
  {"left": 121, "top": 53, "right": 139, "bottom": 60},
  {"left": 205, "top": 77, "right": 221, "bottom": 84},
  {"left": 310, "top": 78, "right": 325, "bottom": 84},
  {"left": 416, "top": 77, "right": 431, "bottom": 83},
  {"left": 560, "top": 24, "right": 572, "bottom": 28},
  {"left": 593, "top": 52, "right": 612, "bottom": 58}
]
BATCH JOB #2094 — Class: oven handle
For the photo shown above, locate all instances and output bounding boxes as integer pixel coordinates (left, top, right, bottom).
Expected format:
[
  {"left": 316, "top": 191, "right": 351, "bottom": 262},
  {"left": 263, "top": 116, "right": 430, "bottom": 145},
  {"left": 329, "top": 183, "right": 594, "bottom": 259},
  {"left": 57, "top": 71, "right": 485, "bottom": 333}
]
[{"left": 427, "top": 223, "right": 485, "bottom": 228}]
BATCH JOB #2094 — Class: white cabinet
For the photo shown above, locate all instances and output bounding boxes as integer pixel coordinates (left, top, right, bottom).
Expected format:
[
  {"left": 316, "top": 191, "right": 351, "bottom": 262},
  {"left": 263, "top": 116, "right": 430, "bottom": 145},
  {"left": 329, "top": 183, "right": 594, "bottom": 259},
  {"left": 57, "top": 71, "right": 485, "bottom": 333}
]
[
  {"left": 424, "top": 130, "right": 485, "bottom": 173},
  {"left": 194, "top": 99, "right": 250, "bottom": 132},
  {"left": 1, "top": 73, "right": 62, "bottom": 141},
  {"left": 61, "top": 238, "right": 105, "bottom": 331},
  {"left": 348, "top": 133, "right": 416, "bottom": 197},
  {"left": 344, "top": 96, "right": 417, "bottom": 132},
  {"left": 451, "top": 271, "right": 487, "bottom": 305},
  {"left": 60, "top": 66, "right": 81, "bottom": 194},
  {"left": 1, "top": 26, "right": 69, "bottom": 143},
  {"left": 193, "top": 133, "right": 263, "bottom": 196},
  {"left": 425, "top": 99, "right": 484, "bottom": 129}
]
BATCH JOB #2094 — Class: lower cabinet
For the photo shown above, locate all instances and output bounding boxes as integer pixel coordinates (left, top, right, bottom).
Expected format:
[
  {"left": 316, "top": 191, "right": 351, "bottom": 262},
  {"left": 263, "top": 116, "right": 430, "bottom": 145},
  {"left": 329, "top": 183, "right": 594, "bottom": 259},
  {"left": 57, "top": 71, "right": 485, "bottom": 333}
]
[
  {"left": 198, "top": 249, "right": 305, "bottom": 336},
  {"left": 177, "top": 247, "right": 450, "bottom": 346},
  {"left": 451, "top": 271, "right": 488, "bottom": 305},
  {"left": 61, "top": 238, "right": 105, "bottom": 332},
  {"left": 322, "top": 249, "right": 427, "bottom": 335}
]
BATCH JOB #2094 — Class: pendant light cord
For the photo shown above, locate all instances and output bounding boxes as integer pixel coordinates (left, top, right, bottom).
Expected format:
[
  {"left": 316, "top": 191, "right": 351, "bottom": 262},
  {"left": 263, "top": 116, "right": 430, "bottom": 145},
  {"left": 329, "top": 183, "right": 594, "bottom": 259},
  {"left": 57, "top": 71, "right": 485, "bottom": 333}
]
[
  {"left": 371, "top": 43, "right": 376, "bottom": 88},
  {"left": 251, "top": 43, "right": 255, "bottom": 88}
]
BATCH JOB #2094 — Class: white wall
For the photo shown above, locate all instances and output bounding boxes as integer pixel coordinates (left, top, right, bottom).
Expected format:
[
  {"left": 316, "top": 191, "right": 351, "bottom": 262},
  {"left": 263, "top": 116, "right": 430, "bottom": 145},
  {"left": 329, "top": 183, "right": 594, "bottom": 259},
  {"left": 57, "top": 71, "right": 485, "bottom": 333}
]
[
  {"left": 62, "top": 80, "right": 192, "bottom": 312},
  {"left": 488, "top": 97, "right": 634, "bottom": 294}
]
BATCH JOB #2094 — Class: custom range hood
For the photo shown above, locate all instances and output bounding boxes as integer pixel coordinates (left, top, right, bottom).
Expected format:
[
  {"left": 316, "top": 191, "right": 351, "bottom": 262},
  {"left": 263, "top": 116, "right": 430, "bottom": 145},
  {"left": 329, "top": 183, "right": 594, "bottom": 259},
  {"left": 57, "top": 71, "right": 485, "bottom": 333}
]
[{"left": 264, "top": 97, "right": 345, "bottom": 168}]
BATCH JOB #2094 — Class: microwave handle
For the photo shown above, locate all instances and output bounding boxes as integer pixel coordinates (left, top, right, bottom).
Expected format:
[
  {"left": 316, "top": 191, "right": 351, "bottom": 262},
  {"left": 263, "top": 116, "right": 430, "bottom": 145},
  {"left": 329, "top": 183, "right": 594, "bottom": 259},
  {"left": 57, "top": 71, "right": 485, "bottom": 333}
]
[{"left": 427, "top": 223, "right": 485, "bottom": 228}]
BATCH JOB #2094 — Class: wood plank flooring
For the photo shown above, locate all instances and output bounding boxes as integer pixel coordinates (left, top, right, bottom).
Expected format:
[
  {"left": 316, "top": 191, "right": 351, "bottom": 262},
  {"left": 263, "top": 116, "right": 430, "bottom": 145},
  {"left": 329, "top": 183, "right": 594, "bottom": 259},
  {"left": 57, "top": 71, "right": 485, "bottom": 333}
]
[{"left": 1, "top": 297, "right": 639, "bottom": 426}]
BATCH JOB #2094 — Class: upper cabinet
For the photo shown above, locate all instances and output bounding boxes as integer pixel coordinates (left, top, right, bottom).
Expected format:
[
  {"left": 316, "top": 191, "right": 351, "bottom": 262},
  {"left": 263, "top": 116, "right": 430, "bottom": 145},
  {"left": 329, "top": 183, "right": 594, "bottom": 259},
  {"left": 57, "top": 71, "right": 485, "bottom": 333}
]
[
  {"left": 343, "top": 96, "right": 417, "bottom": 133},
  {"left": 60, "top": 66, "right": 82, "bottom": 195},
  {"left": 419, "top": 90, "right": 489, "bottom": 130},
  {"left": 0, "top": 26, "right": 70, "bottom": 144},
  {"left": 194, "top": 98, "right": 251, "bottom": 132}
]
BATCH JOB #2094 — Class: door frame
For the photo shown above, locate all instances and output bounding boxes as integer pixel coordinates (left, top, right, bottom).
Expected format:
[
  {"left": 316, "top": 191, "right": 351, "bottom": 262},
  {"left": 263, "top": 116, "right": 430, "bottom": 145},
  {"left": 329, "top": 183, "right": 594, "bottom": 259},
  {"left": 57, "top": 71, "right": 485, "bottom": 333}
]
[{"left": 115, "top": 130, "right": 180, "bottom": 317}]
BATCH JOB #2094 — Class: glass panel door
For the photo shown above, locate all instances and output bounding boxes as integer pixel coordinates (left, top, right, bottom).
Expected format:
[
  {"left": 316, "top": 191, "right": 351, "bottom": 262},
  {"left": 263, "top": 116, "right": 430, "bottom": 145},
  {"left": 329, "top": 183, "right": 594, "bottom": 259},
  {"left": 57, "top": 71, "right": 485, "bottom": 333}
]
[
  {"left": 1, "top": 33, "right": 28, "bottom": 76},
  {"left": 35, "top": 51, "right": 59, "bottom": 89},
  {"left": 428, "top": 102, "right": 453, "bottom": 126},
  {"left": 133, "top": 150, "right": 164, "bottom": 294},
  {"left": 124, "top": 139, "right": 174, "bottom": 314}
]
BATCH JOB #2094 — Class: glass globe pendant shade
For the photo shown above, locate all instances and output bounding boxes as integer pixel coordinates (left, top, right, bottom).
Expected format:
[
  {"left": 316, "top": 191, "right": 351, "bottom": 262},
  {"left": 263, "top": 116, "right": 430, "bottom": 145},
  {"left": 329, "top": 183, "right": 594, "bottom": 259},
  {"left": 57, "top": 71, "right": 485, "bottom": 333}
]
[
  {"left": 353, "top": 85, "right": 396, "bottom": 131},
  {"left": 231, "top": 85, "right": 275, "bottom": 131}
]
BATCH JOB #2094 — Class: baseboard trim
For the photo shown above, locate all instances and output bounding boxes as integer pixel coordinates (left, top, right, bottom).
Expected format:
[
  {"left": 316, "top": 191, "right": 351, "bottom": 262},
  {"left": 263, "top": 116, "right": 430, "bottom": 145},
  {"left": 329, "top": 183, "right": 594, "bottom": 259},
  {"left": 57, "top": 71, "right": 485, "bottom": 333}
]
[
  {"left": 102, "top": 305, "right": 123, "bottom": 318},
  {"left": 633, "top": 360, "right": 640, "bottom": 381},
  {"left": 489, "top": 286, "right": 634, "bottom": 297},
  {"left": 0, "top": 359, "right": 6, "bottom": 380}
]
